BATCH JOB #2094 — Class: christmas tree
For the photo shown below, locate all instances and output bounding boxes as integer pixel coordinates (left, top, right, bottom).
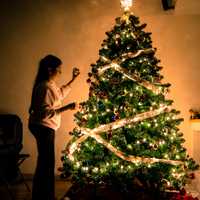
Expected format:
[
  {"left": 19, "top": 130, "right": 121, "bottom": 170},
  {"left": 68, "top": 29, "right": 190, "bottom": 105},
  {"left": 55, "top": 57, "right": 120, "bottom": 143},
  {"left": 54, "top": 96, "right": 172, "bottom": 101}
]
[{"left": 61, "top": 0, "right": 199, "bottom": 196}]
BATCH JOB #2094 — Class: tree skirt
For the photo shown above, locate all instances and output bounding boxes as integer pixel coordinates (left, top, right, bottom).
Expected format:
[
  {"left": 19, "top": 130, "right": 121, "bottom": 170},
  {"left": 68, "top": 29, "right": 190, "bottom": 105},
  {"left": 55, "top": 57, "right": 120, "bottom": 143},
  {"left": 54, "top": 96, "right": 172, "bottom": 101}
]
[{"left": 63, "top": 183, "right": 196, "bottom": 200}]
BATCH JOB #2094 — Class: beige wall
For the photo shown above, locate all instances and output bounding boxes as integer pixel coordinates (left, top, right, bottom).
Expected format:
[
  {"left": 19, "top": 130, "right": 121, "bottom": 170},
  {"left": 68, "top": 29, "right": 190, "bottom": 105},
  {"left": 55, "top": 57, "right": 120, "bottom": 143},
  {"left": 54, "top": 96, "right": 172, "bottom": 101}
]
[{"left": 0, "top": 0, "right": 200, "bottom": 174}]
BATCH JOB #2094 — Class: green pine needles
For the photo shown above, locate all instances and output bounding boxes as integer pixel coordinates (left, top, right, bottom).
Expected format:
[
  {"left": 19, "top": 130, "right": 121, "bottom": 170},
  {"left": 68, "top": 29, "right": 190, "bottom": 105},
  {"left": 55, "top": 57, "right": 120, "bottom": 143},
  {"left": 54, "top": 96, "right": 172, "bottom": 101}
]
[{"left": 60, "top": 12, "right": 199, "bottom": 192}]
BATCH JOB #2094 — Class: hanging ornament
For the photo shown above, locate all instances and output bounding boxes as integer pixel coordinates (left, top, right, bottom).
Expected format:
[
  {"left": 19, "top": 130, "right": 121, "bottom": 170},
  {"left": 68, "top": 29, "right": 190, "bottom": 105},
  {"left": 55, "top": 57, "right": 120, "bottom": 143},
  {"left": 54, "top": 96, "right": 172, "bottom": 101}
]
[
  {"left": 108, "top": 129, "right": 112, "bottom": 140},
  {"left": 110, "top": 77, "right": 121, "bottom": 85},
  {"left": 140, "top": 94, "right": 147, "bottom": 101},
  {"left": 98, "top": 91, "right": 108, "bottom": 99},
  {"left": 111, "top": 115, "right": 117, "bottom": 122},
  {"left": 87, "top": 78, "right": 91, "bottom": 83},
  {"left": 88, "top": 72, "right": 93, "bottom": 77},
  {"left": 188, "top": 173, "right": 195, "bottom": 179},
  {"left": 89, "top": 91, "right": 93, "bottom": 97},
  {"left": 89, "top": 87, "right": 95, "bottom": 97},
  {"left": 80, "top": 118, "right": 87, "bottom": 126},
  {"left": 115, "top": 112, "right": 120, "bottom": 120},
  {"left": 69, "top": 131, "right": 73, "bottom": 135},
  {"left": 154, "top": 76, "right": 162, "bottom": 83}
]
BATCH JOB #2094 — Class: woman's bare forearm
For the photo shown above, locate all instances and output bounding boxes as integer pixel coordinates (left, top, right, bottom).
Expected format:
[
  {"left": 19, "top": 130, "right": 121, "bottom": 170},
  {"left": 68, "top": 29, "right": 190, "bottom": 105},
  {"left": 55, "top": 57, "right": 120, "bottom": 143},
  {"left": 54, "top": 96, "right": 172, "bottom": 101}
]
[{"left": 65, "top": 77, "right": 75, "bottom": 86}]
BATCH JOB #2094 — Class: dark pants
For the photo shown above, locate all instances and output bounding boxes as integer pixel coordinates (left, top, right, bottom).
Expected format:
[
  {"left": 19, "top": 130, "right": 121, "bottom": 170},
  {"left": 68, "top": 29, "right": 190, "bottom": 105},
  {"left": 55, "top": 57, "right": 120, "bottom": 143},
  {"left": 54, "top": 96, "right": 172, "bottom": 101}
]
[{"left": 29, "top": 124, "right": 55, "bottom": 200}]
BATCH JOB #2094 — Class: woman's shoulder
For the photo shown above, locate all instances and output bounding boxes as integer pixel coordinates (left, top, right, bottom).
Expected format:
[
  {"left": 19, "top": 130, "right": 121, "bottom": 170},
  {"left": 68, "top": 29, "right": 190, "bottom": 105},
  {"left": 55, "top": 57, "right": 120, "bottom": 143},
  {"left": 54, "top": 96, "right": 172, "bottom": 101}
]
[{"left": 36, "top": 80, "right": 52, "bottom": 91}]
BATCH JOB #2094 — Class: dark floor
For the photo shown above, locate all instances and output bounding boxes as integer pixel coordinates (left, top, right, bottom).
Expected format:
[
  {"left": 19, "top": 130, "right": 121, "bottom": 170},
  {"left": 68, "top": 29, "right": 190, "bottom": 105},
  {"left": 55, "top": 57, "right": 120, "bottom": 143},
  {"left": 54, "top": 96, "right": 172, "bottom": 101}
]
[
  {"left": 0, "top": 178, "right": 72, "bottom": 200},
  {"left": 1, "top": 178, "right": 199, "bottom": 200},
  {"left": 0, "top": 178, "right": 164, "bottom": 200}
]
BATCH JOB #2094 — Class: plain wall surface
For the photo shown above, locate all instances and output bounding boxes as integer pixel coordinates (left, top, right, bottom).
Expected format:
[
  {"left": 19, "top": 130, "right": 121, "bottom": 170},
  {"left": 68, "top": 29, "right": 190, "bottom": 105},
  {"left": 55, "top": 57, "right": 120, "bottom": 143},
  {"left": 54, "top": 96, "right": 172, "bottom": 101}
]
[{"left": 0, "top": 0, "right": 200, "bottom": 174}]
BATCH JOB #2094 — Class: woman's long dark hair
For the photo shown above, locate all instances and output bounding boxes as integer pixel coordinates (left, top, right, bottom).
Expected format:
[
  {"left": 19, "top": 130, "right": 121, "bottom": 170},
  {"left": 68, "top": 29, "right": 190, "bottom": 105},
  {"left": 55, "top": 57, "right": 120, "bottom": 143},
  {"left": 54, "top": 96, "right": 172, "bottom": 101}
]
[{"left": 29, "top": 55, "right": 62, "bottom": 114}]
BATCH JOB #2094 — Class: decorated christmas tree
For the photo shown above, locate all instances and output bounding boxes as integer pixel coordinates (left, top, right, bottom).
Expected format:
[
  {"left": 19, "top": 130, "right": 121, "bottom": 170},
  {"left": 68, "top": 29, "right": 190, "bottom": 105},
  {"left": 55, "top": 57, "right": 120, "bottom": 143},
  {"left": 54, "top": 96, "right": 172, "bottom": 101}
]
[{"left": 60, "top": 0, "right": 199, "bottom": 197}]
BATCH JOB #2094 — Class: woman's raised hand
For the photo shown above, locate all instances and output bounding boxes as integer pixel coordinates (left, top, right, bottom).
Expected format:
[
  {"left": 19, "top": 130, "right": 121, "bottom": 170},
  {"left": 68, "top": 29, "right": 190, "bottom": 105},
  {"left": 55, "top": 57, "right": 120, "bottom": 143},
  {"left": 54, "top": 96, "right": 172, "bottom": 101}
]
[{"left": 72, "top": 67, "right": 80, "bottom": 79}]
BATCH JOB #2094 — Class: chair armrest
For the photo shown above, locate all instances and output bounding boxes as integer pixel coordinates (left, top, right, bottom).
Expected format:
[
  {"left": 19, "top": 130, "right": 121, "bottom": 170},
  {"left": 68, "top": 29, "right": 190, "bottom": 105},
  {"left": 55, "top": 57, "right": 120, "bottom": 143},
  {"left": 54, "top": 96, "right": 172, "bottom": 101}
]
[{"left": 17, "top": 154, "right": 30, "bottom": 166}]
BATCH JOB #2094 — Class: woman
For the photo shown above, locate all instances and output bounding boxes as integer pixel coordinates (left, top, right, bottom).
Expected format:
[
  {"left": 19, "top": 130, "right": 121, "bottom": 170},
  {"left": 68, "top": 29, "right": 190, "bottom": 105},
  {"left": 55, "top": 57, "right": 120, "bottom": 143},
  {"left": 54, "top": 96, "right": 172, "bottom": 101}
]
[{"left": 28, "top": 54, "right": 80, "bottom": 200}]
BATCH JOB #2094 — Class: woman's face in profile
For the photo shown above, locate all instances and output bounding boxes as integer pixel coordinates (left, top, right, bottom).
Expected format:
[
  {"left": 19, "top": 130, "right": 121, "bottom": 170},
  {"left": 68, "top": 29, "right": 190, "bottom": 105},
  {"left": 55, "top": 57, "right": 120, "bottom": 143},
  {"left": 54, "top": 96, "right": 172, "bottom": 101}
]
[{"left": 50, "top": 65, "right": 62, "bottom": 81}]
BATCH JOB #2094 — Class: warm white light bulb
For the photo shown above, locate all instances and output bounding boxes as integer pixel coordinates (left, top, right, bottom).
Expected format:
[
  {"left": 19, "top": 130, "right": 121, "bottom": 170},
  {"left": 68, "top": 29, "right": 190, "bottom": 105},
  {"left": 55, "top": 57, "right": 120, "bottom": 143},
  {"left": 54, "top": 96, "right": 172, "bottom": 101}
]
[
  {"left": 120, "top": 0, "right": 133, "bottom": 11},
  {"left": 82, "top": 166, "right": 89, "bottom": 171},
  {"left": 75, "top": 162, "right": 81, "bottom": 168},
  {"left": 93, "top": 167, "right": 99, "bottom": 173}
]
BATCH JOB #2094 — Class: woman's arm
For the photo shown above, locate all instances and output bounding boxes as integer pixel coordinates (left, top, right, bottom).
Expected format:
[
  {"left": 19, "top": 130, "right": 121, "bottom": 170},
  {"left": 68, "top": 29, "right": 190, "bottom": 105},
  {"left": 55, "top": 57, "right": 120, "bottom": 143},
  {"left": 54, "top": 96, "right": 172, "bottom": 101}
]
[
  {"left": 63, "top": 67, "right": 80, "bottom": 87},
  {"left": 60, "top": 67, "right": 80, "bottom": 99},
  {"left": 55, "top": 102, "right": 76, "bottom": 114}
]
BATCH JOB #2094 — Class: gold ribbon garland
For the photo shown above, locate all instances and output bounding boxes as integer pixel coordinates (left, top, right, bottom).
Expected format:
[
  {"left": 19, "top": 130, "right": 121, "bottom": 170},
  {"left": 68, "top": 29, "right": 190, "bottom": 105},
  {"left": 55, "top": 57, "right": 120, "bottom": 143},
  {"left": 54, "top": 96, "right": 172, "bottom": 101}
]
[
  {"left": 66, "top": 48, "right": 182, "bottom": 166},
  {"left": 99, "top": 48, "right": 164, "bottom": 95},
  {"left": 68, "top": 105, "right": 183, "bottom": 165}
]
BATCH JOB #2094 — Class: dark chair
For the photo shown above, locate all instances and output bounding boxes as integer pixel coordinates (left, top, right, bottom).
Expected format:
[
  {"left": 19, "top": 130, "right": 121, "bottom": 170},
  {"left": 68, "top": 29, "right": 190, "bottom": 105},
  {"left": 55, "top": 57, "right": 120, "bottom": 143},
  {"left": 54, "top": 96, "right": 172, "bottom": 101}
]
[{"left": 0, "top": 114, "right": 30, "bottom": 200}]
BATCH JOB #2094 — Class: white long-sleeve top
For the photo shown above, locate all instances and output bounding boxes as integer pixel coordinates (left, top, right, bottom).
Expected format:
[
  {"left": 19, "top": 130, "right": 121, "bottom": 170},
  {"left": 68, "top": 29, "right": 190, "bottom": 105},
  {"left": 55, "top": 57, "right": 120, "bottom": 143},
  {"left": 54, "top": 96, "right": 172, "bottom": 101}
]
[{"left": 29, "top": 80, "right": 71, "bottom": 130}]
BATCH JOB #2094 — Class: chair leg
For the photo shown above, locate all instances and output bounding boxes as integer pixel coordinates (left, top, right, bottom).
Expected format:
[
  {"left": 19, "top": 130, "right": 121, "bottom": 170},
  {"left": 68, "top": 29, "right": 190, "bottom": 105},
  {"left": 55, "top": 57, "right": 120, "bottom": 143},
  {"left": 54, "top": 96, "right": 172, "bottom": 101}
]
[
  {"left": 18, "top": 169, "right": 31, "bottom": 192},
  {"left": 0, "top": 177, "right": 15, "bottom": 200}
]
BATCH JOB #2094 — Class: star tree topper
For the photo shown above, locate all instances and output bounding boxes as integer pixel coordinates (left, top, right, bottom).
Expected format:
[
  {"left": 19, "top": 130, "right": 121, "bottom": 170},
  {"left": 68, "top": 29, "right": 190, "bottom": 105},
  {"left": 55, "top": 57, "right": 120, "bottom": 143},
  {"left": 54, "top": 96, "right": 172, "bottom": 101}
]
[{"left": 120, "top": 0, "right": 133, "bottom": 11}]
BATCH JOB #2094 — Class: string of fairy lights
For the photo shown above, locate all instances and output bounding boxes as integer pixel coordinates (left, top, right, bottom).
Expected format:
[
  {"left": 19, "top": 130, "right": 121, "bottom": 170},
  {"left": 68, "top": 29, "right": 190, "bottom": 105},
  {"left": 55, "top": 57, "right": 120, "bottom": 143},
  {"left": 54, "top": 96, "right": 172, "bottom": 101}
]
[
  {"left": 68, "top": 104, "right": 182, "bottom": 166},
  {"left": 64, "top": 0, "right": 187, "bottom": 188},
  {"left": 98, "top": 48, "right": 165, "bottom": 95},
  {"left": 69, "top": 105, "right": 166, "bottom": 159}
]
